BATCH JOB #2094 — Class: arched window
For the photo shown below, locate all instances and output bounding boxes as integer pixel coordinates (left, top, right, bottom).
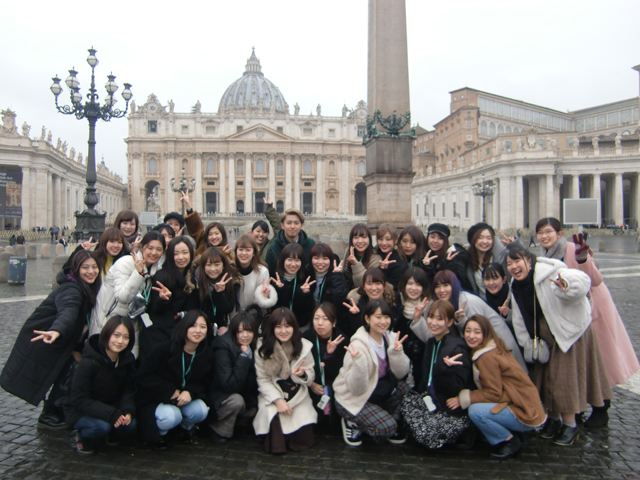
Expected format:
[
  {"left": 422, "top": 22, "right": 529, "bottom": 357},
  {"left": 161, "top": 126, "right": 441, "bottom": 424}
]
[
  {"left": 497, "top": 124, "right": 504, "bottom": 135},
  {"left": 148, "top": 157, "right": 157, "bottom": 174},
  {"left": 505, "top": 126, "right": 512, "bottom": 134},
  {"left": 182, "top": 159, "right": 188, "bottom": 171},
  {"left": 206, "top": 158, "right": 216, "bottom": 174},
  {"left": 256, "top": 158, "right": 265, "bottom": 174},
  {"left": 489, "top": 122, "right": 496, "bottom": 137},
  {"left": 329, "top": 161, "right": 336, "bottom": 176},
  {"left": 513, "top": 127, "right": 519, "bottom": 133},
  {"left": 303, "top": 159, "right": 311, "bottom": 174},
  {"left": 358, "top": 161, "right": 365, "bottom": 176},
  {"left": 236, "top": 200, "right": 244, "bottom": 213},
  {"left": 237, "top": 159, "right": 243, "bottom": 175},
  {"left": 277, "top": 160, "right": 283, "bottom": 175},
  {"left": 276, "top": 200, "right": 284, "bottom": 213},
  {"left": 480, "top": 120, "right": 487, "bottom": 136}
]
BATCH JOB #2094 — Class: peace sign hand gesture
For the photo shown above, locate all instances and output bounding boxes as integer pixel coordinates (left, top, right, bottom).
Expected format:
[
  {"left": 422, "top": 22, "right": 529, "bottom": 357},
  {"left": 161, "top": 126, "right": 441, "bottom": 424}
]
[
  {"left": 326, "top": 334, "right": 345, "bottom": 355},
  {"left": 131, "top": 235, "right": 142, "bottom": 254},
  {"left": 291, "top": 359, "right": 309, "bottom": 377},
  {"left": 270, "top": 273, "right": 284, "bottom": 288},
  {"left": 423, "top": 250, "right": 438, "bottom": 266},
  {"left": 32, "top": 330, "right": 60, "bottom": 344},
  {"left": 549, "top": 273, "right": 568, "bottom": 291},
  {"left": 344, "top": 343, "right": 360, "bottom": 358},
  {"left": 443, "top": 353, "right": 463, "bottom": 367},
  {"left": 346, "top": 246, "right": 357, "bottom": 265},
  {"left": 498, "top": 297, "right": 510, "bottom": 317},
  {"left": 394, "top": 334, "right": 408, "bottom": 351},
  {"left": 300, "top": 276, "right": 316, "bottom": 294},
  {"left": 131, "top": 252, "right": 145, "bottom": 275},
  {"left": 342, "top": 298, "right": 360, "bottom": 315},
  {"left": 454, "top": 301, "right": 468, "bottom": 324},
  {"left": 180, "top": 190, "right": 192, "bottom": 210},
  {"left": 261, "top": 279, "right": 271, "bottom": 298},
  {"left": 379, "top": 252, "right": 397, "bottom": 270},
  {"left": 152, "top": 281, "right": 172, "bottom": 301},
  {"left": 333, "top": 259, "right": 344, "bottom": 273},
  {"left": 214, "top": 273, "right": 233, "bottom": 292},
  {"left": 446, "top": 250, "right": 459, "bottom": 261},
  {"left": 81, "top": 236, "right": 99, "bottom": 251},
  {"left": 221, "top": 244, "right": 231, "bottom": 255},
  {"left": 500, "top": 233, "right": 515, "bottom": 245},
  {"left": 414, "top": 298, "right": 430, "bottom": 321},
  {"left": 573, "top": 233, "right": 591, "bottom": 264}
]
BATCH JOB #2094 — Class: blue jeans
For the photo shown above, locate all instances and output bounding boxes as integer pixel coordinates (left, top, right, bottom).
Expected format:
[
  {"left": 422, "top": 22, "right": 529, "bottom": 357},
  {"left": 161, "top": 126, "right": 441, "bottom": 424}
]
[
  {"left": 468, "top": 403, "right": 535, "bottom": 445},
  {"left": 155, "top": 400, "right": 209, "bottom": 435},
  {"left": 73, "top": 415, "right": 137, "bottom": 440}
]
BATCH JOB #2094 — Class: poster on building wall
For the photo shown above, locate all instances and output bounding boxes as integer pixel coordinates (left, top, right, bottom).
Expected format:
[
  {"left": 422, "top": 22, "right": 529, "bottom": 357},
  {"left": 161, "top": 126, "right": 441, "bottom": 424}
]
[{"left": 0, "top": 170, "right": 23, "bottom": 218}]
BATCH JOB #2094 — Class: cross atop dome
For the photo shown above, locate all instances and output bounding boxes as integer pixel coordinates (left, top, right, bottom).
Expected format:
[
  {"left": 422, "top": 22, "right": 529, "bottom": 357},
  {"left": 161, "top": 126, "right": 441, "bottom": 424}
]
[{"left": 244, "top": 47, "right": 262, "bottom": 75}]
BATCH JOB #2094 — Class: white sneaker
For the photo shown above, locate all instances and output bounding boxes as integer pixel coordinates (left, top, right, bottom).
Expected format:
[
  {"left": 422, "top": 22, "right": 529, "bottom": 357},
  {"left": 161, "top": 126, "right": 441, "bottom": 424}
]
[{"left": 341, "top": 417, "right": 362, "bottom": 446}]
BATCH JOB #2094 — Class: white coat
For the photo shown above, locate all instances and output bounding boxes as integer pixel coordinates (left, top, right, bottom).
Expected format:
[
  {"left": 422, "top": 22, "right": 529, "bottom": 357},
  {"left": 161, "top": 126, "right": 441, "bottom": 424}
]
[{"left": 236, "top": 265, "right": 277, "bottom": 313}]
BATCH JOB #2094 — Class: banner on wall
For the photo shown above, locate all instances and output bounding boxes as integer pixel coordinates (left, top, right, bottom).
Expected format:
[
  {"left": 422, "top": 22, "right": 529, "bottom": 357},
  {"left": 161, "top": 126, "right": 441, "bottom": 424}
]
[{"left": 0, "top": 170, "right": 23, "bottom": 218}]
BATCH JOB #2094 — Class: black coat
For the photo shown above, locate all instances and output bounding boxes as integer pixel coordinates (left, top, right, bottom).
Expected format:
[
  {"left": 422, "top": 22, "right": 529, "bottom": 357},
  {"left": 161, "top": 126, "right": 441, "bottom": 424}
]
[
  {"left": 417, "top": 334, "right": 474, "bottom": 415},
  {"left": 394, "top": 311, "right": 425, "bottom": 388},
  {"left": 273, "top": 277, "right": 315, "bottom": 328},
  {"left": 209, "top": 333, "right": 257, "bottom": 409},
  {"left": 0, "top": 269, "right": 93, "bottom": 406},
  {"left": 302, "top": 326, "right": 346, "bottom": 391},
  {"left": 136, "top": 339, "right": 213, "bottom": 442},
  {"left": 379, "top": 250, "right": 409, "bottom": 291},
  {"left": 185, "top": 272, "right": 238, "bottom": 329},
  {"left": 421, "top": 244, "right": 474, "bottom": 292},
  {"left": 140, "top": 269, "right": 190, "bottom": 358},
  {"left": 63, "top": 334, "right": 136, "bottom": 428},
  {"left": 347, "top": 291, "right": 402, "bottom": 338}
]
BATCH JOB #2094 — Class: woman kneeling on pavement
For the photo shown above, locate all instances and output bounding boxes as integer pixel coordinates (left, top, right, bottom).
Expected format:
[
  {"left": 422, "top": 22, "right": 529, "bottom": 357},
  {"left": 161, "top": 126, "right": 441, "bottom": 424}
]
[
  {"left": 136, "top": 310, "right": 213, "bottom": 449},
  {"left": 449, "top": 315, "right": 546, "bottom": 460},
  {"left": 333, "top": 299, "right": 412, "bottom": 446},
  {"left": 64, "top": 316, "right": 137, "bottom": 456}
]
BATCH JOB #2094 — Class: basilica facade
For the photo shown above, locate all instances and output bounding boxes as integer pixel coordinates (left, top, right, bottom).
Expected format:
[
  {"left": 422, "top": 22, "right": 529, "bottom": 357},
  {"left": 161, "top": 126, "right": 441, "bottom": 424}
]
[{"left": 126, "top": 49, "right": 368, "bottom": 218}]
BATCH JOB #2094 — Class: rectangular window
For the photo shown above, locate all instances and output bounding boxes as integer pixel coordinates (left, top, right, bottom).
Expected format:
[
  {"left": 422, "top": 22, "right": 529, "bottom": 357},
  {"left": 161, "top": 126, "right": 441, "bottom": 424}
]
[
  {"left": 303, "top": 128, "right": 313, "bottom": 136},
  {"left": 485, "top": 148, "right": 490, "bottom": 155},
  {"left": 148, "top": 120, "right": 157, "bottom": 133},
  {"left": 277, "top": 163, "right": 283, "bottom": 175},
  {"left": 495, "top": 102, "right": 503, "bottom": 116},
  {"left": 553, "top": 116, "right": 561, "bottom": 129},
  {"left": 237, "top": 181, "right": 243, "bottom": 186},
  {"left": 207, "top": 181, "right": 215, "bottom": 186},
  {"left": 567, "top": 137, "right": 574, "bottom": 147},
  {"left": 466, "top": 120, "right": 473, "bottom": 127},
  {"left": 304, "top": 182, "right": 312, "bottom": 187},
  {"left": 526, "top": 109, "right": 533, "bottom": 123},
  {"left": 433, "top": 203, "right": 436, "bottom": 217},
  {"left": 277, "top": 181, "right": 283, "bottom": 186},
  {"left": 505, "top": 140, "right": 512, "bottom": 151},
  {"left": 585, "top": 117, "right": 595, "bottom": 130},
  {"left": 357, "top": 126, "right": 366, "bottom": 137},
  {"left": 442, "top": 203, "right": 445, "bottom": 217},
  {"left": 487, "top": 99, "right": 495, "bottom": 114},
  {"left": 503, "top": 104, "right": 511, "bottom": 118},
  {"left": 416, "top": 204, "right": 419, "bottom": 217},
  {"left": 236, "top": 125, "right": 243, "bottom": 133},
  {"left": 465, "top": 201, "right": 469, "bottom": 218},
  {"left": 453, "top": 202, "right": 457, "bottom": 217},
  {"left": 620, "top": 109, "right": 632, "bottom": 123},
  {"left": 277, "top": 126, "right": 284, "bottom": 133},
  {"left": 479, "top": 97, "right": 487, "bottom": 112},
  {"left": 181, "top": 125, "right": 189, "bottom": 134},
  {"left": 596, "top": 115, "right": 607, "bottom": 129},
  {"left": 467, "top": 135, "right": 472, "bottom": 140},
  {"left": 533, "top": 111, "right": 540, "bottom": 125},
  {"left": 328, "top": 129, "right": 336, "bottom": 138},
  {"left": 205, "top": 125, "right": 216, "bottom": 134},
  {"left": 519, "top": 107, "right": 526, "bottom": 121}
]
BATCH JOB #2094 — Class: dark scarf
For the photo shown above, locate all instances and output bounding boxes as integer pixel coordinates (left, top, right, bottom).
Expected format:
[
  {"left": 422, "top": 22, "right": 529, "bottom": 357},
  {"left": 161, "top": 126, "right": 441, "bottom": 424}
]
[
  {"left": 239, "top": 264, "right": 253, "bottom": 276},
  {"left": 510, "top": 269, "right": 541, "bottom": 339},
  {"left": 485, "top": 282, "right": 510, "bottom": 316}
]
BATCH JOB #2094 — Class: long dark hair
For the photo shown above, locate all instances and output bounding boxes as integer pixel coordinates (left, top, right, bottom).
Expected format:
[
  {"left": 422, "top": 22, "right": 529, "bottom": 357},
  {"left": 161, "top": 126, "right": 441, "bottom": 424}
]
[
  {"left": 347, "top": 223, "right": 374, "bottom": 275},
  {"left": 398, "top": 226, "right": 427, "bottom": 264},
  {"left": 431, "top": 270, "right": 461, "bottom": 311},
  {"left": 426, "top": 231, "right": 450, "bottom": 263},
  {"left": 398, "top": 266, "right": 430, "bottom": 302},
  {"left": 140, "top": 230, "right": 166, "bottom": 252},
  {"left": 99, "top": 315, "right": 135, "bottom": 359},
  {"left": 70, "top": 250, "right": 101, "bottom": 306},
  {"left": 506, "top": 243, "right": 536, "bottom": 267},
  {"left": 276, "top": 243, "right": 306, "bottom": 281},
  {"left": 228, "top": 312, "right": 259, "bottom": 350},
  {"left": 161, "top": 236, "right": 194, "bottom": 291},
  {"left": 171, "top": 310, "right": 210, "bottom": 349},
  {"left": 235, "top": 234, "right": 267, "bottom": 273},
  {"left": 204, "top": 222, "right": 228, "bottom": 248},
  {"left": 114, "top": 210, "right": 139, "bottom": 233},
  {"left": 198, "top": 247, "right": 240, "bottom": 302},
  {"left": 93, "top": 227, "right": 126, "bottom": 274},
  {"left": 258, "top": 307, "right": 302, "bottom": 360},
  {"left": 362, "top": 299, "right": 393, "bottom": 332},
  {"left": 465, "top": 314, "right": 510, "bottom": 353},
  {"left": 468, "top": 227, "right": 495, "bottom": 272}
]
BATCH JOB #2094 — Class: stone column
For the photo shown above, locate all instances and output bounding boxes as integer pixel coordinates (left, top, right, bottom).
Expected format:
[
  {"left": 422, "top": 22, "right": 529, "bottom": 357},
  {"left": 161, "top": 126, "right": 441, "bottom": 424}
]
[
  {"left": 245, "top": 153, "right": 253, "bottom": 213},
  {"left": 498, "top": 176, "right": 511, "bottom": 229},
  {"left": 194, "top": 153, "right": 203, "bottom": 213},
  {"left": 166, "top": 153, "right": 176, "bottom": 213},
  {"left": 491, "top": 181, "right": 499, "bottom": 227},
  {"left": 614, "top": 173, "right": 624, "bottom": 225},
  {"left": 130, "top": 153, "right": 141, "bottom": 212},
  {"left": 294, "top": 154, "right": 301, "bottom": 210},
  {"left": 21, "top": 168, "right": 31, "bottom": 229},
  {"left": 228, "top": 153, "right": 236, "bottom": 213},
  {"left": 572, "top": 174, "right": 580, "bottom": 199},
  {"left": 634, "top": 173, "right": 640, "bottom": 229},
  {"left": 47, "top": 171, "right": 53, "bottom": 227},
  {"left": 60, "top": 179, "right": 67, "bottom": 227},
  {"left": 285, "top": 154, "right": 292, "bottom": 208},
  {"left": 341, "top": 155, "right": 350, "bottom": 214},
  {"left": 514, "top": 175, "right": 524, "bottom": 228},
  {"left": 218, "top": 154, "right": 226, "bottom": 214},
  {"left": 316, "top": 154, "right": 324, "bottom": 214},
  {"left": 268, "top": 153, "right": 276, "bottom": 202},
  {"left": 593, "top": 173, "right": 601, "bottom": 226}
]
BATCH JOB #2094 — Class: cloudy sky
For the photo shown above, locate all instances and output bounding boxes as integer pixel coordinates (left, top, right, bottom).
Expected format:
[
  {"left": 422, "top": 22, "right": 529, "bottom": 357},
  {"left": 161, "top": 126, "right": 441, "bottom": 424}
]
[{"left": 2, "top": 0, "right": 639, "bottom": 179}]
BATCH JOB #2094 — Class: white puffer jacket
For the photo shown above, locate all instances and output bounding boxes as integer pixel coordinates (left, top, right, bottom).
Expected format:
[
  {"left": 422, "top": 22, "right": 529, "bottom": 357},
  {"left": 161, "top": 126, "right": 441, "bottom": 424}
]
[{"left": 236, "top": 265, "right": 277, "bottom": 313}]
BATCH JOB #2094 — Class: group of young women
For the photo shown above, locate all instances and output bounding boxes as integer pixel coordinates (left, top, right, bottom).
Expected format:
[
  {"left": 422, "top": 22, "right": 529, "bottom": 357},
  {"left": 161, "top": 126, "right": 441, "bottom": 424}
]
[{"left": 1, "top": 201, "right": 637, "bottom": 460}]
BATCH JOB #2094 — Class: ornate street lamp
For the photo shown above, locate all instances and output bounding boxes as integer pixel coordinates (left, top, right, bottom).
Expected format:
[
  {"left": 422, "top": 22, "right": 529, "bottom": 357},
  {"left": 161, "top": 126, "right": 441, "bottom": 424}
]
[
  {"left": 471, "top": 174, "right": 496, "bottom": 223},
  {"left": 50, "top": 47, "right": 132, "bottom": 241},
  {"left": 170, "top": 168, "right": 196, "bottom": 215}
]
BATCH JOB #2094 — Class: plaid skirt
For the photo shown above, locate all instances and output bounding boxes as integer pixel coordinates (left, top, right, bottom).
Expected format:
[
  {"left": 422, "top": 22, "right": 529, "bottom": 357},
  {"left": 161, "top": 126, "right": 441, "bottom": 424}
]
[{"left": 401, "top": 391, "right": 471, "bottom": 449}]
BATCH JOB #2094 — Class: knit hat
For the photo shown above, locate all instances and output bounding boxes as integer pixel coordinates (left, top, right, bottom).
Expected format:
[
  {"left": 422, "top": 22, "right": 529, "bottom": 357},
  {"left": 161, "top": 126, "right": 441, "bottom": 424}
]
[
  {"left": 163, "top": 212, "right": 185, "bottom": 228},
  {"left": 427, "top": 223, "right": 450, "bottom": 238},
  {"left": 467, "top": 222, "right": 495, "bottom": 244}
]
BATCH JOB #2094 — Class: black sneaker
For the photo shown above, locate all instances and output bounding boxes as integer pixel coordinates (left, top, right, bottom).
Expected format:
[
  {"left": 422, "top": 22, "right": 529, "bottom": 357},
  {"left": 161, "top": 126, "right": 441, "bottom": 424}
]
[
  {"left": 539, "top": 418, "right": 562, "bottom": 439},
  {"left": 75, "top": 434, "right": 96, "bottom": 457},
  {"left": 341, "top": 418, "right": 362, "bottom": 446},
  {"left": 491, "top": 435, "right": 523, "bottom": 460},
  {"left": 553, "top": 424, "right": 580, "bottom": 446},
  {"left": 38, "top": 412, "right": 68, "bottom": 430},
  {"left": 388, "top": 432, "right": 406, "bottom": 445},
  {"left": 210, "top": 429, "right": 229, "bottom": 445},
  {"left": 179, "top": 427, "right": 198, "bottom": 445},
  {"left": 105, "top": 432, "right": 119, "bottom": 446}
]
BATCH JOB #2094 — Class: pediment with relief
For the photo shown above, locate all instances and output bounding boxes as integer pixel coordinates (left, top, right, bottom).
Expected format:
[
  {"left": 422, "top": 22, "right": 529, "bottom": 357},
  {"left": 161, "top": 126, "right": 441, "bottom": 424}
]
[{"left": 227, "top": 124, "right": 292, "bottom": 141}]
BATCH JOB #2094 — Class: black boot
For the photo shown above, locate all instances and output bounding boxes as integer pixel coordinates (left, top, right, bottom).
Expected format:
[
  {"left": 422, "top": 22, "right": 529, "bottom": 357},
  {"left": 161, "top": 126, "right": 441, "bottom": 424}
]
[
  {"left": 491, "top": 435, "right": 523, "bottom": 460},
  {"left": 584, "top": 400, "right": 610, "bottom": 428},
  {"left": 538, "top": 418, "right": 562, "bottom": 439},
  {"left": 553, "top": 424, "right": 580, "bottom": 446}
]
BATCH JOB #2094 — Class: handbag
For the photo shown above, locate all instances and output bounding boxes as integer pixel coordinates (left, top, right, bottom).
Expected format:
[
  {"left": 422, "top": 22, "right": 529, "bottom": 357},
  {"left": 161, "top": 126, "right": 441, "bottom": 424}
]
[
  {"left": 523, "top": 291, "right": 550, "bottom": 364},
  {"left": 276, "top": 378, "right": 300, "bottom": 401},
  {"left": 127, "top": 292, "right": 147, "bottom": 318}
]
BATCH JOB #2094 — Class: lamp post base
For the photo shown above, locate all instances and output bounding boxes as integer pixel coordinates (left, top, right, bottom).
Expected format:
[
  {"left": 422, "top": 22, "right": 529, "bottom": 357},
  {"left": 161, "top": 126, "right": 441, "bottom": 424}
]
[{"left": 74, "top": 210, "right": 106, "bottom": 242}]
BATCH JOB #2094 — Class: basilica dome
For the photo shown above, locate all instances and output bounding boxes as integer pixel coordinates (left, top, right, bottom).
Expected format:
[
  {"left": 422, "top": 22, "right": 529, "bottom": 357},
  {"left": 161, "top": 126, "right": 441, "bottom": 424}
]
[{"left": 218, "top": 49, "right": 287, "bottom": 113}]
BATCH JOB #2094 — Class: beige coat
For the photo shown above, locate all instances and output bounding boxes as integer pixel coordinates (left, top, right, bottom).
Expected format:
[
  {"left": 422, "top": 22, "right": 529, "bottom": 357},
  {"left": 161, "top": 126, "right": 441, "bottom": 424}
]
[
  {"left": 333, "top": 327, "right": 411, "bottom": 416},
  {"left": 343, "top": 247, "right": 382, "bottom": 288},
  {"left": 253, "top": 338, "right": 317, "bottom": 435}
]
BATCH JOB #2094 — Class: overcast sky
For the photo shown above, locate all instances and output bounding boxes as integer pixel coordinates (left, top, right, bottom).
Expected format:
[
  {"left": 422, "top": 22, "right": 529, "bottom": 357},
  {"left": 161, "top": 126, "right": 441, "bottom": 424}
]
[{"left": 2, "top": 0, "right": 639, "bottom": 179}]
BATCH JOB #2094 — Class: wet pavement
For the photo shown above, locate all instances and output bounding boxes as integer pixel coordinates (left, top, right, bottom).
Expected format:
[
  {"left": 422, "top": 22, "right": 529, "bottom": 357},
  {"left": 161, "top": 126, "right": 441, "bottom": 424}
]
[{"left": 0, "top": 242, "right": 639, "bottom": 478}]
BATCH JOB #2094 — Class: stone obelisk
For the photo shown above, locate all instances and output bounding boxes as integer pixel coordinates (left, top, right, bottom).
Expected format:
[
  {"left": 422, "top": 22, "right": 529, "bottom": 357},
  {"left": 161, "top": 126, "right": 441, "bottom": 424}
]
[{"left": 364, "top": 0, "right": 415, "bottom": 229}]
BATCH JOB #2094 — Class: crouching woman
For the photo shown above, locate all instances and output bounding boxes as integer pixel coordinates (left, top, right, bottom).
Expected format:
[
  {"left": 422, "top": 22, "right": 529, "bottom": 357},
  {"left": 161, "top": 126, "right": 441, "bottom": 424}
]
[
  {"left": 64, "top": 316, "right": 137, "bottom": 456},
  {"left": 253, "top": 308, "right": 317, "bottom": 454},
  {"left": 333, "top": 299, "right": 412, "bottom": 446},
  {"left": 449, "top": 315, "right": 546, "bottom": 460}
]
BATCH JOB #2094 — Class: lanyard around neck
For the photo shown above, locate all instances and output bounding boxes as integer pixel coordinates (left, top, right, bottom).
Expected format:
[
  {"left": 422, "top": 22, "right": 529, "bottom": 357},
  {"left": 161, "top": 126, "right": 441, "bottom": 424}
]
[
  {"left": 315, "top": 334, "right": 331, "bottom": 386},
  {"left": 208, "top": 289, "right": 217, "bottom": 317},
  {"left": 182, "top": 351, "right": 195, "bottom": 388},
  {"left": 289, "top": 276, "right": 297, "bottom": 310},
  {"left": 427, "top": 339, "right": 443, "bottom": 387},
  {"left": 142, "top": 280, "right": 152, "bottom": 305}
]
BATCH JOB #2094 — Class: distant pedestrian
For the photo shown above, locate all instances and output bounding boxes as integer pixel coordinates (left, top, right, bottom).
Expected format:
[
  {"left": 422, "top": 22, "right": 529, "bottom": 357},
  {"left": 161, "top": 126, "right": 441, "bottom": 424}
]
[
  {"left": 528, "top": 234, "right": 536, "bottom": 247},
  {"left": 17, "top": 234, "right": 25, "bottom": 245},
  {"left": 9, "top": 234, "right": 16, "bottom": 247}
]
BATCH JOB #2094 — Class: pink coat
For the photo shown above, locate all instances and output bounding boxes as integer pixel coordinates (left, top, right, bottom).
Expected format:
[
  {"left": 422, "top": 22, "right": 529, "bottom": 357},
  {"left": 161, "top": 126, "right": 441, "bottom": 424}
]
[{"left": 564, "top": 242, "right": 639, "bottom": 385}]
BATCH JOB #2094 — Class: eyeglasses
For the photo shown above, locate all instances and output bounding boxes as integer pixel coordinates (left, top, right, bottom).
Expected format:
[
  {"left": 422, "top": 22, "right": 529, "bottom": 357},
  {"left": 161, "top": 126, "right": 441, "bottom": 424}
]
[{"left": 537, "top": 229, "right": 556, "bottom": 236}]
